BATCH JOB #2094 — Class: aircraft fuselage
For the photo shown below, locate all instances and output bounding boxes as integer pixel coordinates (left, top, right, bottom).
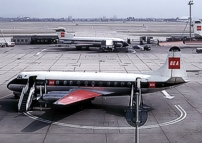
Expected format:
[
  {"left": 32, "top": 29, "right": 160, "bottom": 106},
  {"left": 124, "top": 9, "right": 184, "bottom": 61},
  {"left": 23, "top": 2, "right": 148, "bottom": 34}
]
[{"left": 7, "top": 71, "right": 185, "bottom": 102}]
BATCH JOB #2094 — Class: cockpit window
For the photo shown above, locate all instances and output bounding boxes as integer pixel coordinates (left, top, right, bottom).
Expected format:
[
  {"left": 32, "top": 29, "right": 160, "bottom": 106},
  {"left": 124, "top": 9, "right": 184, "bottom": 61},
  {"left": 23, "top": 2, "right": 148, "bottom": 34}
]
[{"left": 17, "top": 75, "right": 22, "bottom": 79}]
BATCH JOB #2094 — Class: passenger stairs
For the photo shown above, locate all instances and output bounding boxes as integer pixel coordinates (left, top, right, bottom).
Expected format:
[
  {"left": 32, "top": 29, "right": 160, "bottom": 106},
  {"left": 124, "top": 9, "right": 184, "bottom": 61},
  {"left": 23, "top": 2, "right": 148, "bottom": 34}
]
[{"left": 18, "top": 76, "right": 37, "bottom": 112}]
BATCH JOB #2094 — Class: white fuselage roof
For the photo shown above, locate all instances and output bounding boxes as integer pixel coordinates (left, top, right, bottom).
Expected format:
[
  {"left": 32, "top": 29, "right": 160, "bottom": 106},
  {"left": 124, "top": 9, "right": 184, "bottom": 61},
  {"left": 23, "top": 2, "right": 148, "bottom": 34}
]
[
  {"left": 61, "top": 37, "right": 124, "bottom": 42},
  {"left": 18, "top": 71, "right": 167, "bottom": 82}
]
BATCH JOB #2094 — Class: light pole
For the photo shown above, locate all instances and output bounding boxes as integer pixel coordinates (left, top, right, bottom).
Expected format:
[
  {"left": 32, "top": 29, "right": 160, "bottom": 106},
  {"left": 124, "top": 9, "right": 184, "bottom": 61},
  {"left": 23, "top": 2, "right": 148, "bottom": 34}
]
[{"left": 188, "top": 0, "right": 194, "bottom": 41}]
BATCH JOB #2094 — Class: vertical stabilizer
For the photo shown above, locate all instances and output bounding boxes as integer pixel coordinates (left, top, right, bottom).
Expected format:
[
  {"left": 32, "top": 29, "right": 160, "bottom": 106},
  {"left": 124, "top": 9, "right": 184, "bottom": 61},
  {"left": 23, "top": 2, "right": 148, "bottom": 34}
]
[
  {"left": 152, "top": 46, "right": 188, "bottom": 83},
  {"left": 54, "top": 27, "right": 74, "bottom": 39}
]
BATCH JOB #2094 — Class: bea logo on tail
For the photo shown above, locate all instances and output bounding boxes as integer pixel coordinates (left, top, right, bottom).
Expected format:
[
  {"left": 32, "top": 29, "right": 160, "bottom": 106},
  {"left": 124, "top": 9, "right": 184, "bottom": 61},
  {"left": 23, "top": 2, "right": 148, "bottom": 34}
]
[
  {"left": 197, "top": 26, "right": 201, "bottom": 31},
  {"left": 61, "top": 32, "right": 65, "bottom": 37},
  {"left": 168, "top": 58, "right": 180, "bottom": 69}
]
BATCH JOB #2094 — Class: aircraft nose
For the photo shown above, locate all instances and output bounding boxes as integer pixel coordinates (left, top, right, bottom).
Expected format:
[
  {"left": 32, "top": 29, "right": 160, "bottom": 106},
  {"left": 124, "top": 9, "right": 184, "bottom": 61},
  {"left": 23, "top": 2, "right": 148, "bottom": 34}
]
[
  {"left": 7, "top": 80, "right": 12, "bottom": 90},
  {"left": 7, "top": 78, "right": 16, "bottom": 90}
]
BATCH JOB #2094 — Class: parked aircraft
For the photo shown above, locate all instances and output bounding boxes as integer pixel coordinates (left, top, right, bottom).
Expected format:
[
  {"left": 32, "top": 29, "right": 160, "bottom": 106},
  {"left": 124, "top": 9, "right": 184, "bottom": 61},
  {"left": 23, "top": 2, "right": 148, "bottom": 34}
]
[
  {"left": 193, "top": 20, "right": 202, "bottom": 39},
  {"left": 7, "top": 46, "right": 188, "bottom": 112},
  {"left": 53, "top": 27, "right": 129, "bottom": 51},
  {"left": 176, "top": 16, "right": 191, "bottom": 22}
]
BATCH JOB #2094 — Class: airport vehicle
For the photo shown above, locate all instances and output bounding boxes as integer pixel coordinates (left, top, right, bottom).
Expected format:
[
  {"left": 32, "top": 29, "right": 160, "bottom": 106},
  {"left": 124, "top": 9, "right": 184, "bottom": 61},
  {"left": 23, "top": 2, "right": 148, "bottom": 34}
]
[
  {"left": 0, "top": 42, "right": 15, "bottom": 47},
  {"left": 100, "top": 39, "right": 115, "bottom": 52},
  {"left": 0, "top": 30, "right": 15, "bottom": 47},
  {"left": 0, "top": 43, "right": 6, "bottom": 47},
  {"left": 54, "top": 27, "right": 129, "bottom": 51},
  {"left": 7, "top": 46, "right": 188, "bottom": 113},
  {"left": 133, "top": 45, "right": 151, "bottom": 51},
  {"left": 6, "top": 41, "right": 15, "bottom": 47}
]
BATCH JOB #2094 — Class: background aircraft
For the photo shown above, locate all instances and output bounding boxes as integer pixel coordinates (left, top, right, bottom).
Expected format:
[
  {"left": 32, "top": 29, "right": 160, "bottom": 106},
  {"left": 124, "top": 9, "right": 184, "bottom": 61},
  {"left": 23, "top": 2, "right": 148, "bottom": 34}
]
[
  {"left": 53, "top": 27, "right": 129, "bottom": 51},
  {"left": 193, "top": 20, "right": 202, "bottom": 39}
]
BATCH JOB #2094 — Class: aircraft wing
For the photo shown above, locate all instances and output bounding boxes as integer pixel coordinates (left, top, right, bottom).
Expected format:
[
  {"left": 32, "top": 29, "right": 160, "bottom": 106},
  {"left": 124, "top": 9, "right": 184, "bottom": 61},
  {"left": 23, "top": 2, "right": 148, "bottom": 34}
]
[{"left": 54, "top": 89, "right": 113, "bottom": 105}]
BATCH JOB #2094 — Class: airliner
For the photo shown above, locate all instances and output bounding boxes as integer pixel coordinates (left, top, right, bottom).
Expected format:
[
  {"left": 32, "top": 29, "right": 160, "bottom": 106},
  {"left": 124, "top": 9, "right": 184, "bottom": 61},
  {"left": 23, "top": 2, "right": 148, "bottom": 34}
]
[
  {"left": 53, "top": 27, "right": 129, "bottom": 50},
  {"left": 194, "top": 20, "right": 202, "bottom": 39},
  {"left": 7, "top": 46, "right": 188, "bottom": 112}
]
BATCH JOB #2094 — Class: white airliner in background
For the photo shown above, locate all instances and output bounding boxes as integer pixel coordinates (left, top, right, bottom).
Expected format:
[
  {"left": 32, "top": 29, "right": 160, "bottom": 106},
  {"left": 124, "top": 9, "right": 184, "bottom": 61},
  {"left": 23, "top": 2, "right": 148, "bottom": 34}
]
[
  {"left": 176, "top": 16, "right": 191, "bottom": 22},
  {"left": 7, "top": 46, "right": 188, "bottom": 112},
  {"left": 194, "top": 20, "right": 202, "bottom": 39},
  {"left": 53, "top": 27, "right": 129, "bottom": 50}
]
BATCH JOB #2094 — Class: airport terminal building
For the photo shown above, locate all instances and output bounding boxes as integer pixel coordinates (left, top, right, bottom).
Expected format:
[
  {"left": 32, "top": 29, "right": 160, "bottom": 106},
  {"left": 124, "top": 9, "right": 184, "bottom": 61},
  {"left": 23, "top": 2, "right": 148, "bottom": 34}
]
[{"left": 12, "top": 34, "right": 58, "bottom": 44}]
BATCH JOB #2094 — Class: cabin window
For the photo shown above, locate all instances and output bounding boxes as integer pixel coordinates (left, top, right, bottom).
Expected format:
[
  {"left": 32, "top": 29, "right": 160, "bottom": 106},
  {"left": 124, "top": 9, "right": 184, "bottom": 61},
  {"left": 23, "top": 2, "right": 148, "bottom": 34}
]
[
  {"left": 99, "top": 82, "right": 102, "bottom": 86},
  {"left": 85, "top": 81, "right": 88, "bottom": 86},
  {"left": 91, "top": 81, "right": 95, "bottom": 86},
  {"left": 114, "top": 82, "right": 118, "bottom": 86},
  {"left": 56, "top": 80, "right": 59, "bottom": 85},
  {"left": 107, "top": 82, "right": 111, "bottom": 86},
  {"left": 121, "top": 82, "right": 125, "bottom": 87},
  {"left": 64, "top": 81, "right": 67, "bottom": 85},
  {"left": 69, "top": 81, "right": 73, "bottom": 86},
  {"left": 127, "top": 82, "right": 131, "bottom": 87},
  {"left": 77, "top": 81, "right": 81, "bottom": 86}
]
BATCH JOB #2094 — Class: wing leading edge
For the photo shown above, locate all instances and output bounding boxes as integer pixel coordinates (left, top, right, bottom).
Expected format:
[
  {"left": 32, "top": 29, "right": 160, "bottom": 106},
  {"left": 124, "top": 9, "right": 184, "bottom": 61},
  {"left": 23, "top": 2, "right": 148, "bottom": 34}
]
[{"left": 54, "top": 89, "right": 112, "bottom": 105}]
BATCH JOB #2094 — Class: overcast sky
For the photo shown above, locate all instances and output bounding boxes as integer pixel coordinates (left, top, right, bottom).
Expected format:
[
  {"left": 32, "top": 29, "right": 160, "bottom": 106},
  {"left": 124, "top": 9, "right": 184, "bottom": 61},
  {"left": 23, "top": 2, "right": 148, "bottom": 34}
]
[{"left": 1, "top": 0, "right": 202, "bottom": 18}]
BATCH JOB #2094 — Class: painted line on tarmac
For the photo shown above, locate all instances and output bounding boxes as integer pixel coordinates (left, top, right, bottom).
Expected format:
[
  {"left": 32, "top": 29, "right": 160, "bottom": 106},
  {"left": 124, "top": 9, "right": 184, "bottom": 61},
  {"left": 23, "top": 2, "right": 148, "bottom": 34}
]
[
  {"left": 162, "top": 90, "right": 174, "bottom": 99},
  {"left": 0, "top": 93, "right": 12, "bottom": 100},
  {"left": 24, "top": 104, "right": 186, "bottom": 130},
  {"left": 36, "top": 49, "right": 46, "bottom": 56}
]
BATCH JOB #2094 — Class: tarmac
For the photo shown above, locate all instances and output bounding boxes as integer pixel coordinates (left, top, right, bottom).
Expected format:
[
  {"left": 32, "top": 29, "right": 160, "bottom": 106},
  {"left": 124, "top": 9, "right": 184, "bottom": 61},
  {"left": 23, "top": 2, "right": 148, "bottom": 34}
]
[{"left": 0, "top": 22, "right": 202, "bottom": 143}]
